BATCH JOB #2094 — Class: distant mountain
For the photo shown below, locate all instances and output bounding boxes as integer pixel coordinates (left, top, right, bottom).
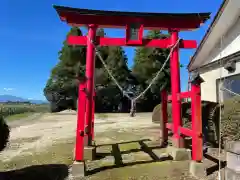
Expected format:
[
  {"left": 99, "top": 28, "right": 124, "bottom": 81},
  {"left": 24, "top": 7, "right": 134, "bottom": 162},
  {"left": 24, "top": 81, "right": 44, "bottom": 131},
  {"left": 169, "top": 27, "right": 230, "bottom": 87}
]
[{"left": 0, "top": 95, "right": 48, "bottom": 104}]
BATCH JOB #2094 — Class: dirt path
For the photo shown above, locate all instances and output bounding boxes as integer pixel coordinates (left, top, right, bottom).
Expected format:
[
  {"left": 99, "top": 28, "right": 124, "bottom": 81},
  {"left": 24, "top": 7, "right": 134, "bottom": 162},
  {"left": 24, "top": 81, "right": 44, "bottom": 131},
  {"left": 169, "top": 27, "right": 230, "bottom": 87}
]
[{"left": 7, "top": 113, "right": 45, "bottom": 128}]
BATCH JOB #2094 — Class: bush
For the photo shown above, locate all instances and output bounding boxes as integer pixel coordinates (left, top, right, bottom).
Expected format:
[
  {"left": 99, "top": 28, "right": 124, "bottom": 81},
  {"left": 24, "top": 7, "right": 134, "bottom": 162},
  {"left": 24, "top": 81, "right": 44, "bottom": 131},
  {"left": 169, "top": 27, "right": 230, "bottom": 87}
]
[
  {"left": 152, "top": 103, "right": 172, "bottom": 123},
  {"left": 152, "top": 101, "right": 191, "bottom": 124},
  {"left": 153, "top": 98, "right": 240, "bottom": 148},
  {"left": 220, "top": 97, "right": 240, "bottom": 146},
  {"left": 152, "top": 100, "right": 221, "bottom": 146},
  {"left": 0, "top": 116, "right": 10, "bottom": 151}
]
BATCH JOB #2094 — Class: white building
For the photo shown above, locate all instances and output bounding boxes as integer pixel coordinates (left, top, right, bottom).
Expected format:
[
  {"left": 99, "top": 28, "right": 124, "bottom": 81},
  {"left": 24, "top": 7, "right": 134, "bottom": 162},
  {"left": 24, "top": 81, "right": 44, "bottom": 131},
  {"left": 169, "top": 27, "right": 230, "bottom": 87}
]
[{"left": 188, "top": 0, "right": 240, "bottom": 102}]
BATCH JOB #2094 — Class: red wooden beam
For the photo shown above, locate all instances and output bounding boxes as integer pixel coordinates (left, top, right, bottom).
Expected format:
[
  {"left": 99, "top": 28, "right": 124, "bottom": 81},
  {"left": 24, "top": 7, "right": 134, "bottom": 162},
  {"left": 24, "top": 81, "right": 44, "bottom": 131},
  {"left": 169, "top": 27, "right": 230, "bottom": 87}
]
[
  {"left": 54, "top": 6, "right": 210, "bottom": 30},
  {"left": 67, "top": 35, "right": 197, "bottom": 49},
  {"left": 167, "top": 95, "right": 172, "bottom": 101},
  {"left": 166, "top": 123, "right": 172, "bottom": 130},
  {"left": 180, "top": 91, "right": 191, "bottom": 99},
  {"left": 168, "top": 91, "right": 191, "bottom": 101},
  {"left": 166, "top": 124, "right": 201, "bottom": 138},
  {"left": 179, "top": 127, "right": 193, "bottom": 137}
]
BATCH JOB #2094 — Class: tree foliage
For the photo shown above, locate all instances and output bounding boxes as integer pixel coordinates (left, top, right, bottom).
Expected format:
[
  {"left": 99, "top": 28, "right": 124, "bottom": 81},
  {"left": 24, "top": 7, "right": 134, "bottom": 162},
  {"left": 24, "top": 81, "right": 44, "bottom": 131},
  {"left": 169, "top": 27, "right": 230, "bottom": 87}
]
[
  {"left": 44, "top": 27, "right": 171, "bottom": 112},
  {"left": 132, "top": 30, "right": 171, "bottom": 111}
]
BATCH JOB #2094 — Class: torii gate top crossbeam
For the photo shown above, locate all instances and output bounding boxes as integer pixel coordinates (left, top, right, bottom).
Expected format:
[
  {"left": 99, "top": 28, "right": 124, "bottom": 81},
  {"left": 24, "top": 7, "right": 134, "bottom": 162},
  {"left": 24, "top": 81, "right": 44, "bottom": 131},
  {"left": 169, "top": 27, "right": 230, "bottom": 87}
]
[{"left": 54, "top": 5, "right": 210, "bottom": 30}]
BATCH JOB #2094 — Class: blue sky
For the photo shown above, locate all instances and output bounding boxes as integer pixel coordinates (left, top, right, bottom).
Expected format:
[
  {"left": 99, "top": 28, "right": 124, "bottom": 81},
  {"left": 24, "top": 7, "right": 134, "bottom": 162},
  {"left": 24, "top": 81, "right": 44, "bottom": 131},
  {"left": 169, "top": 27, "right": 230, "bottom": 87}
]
[{"left": 1, "top": 0, "right": 223, "bottom": 100}]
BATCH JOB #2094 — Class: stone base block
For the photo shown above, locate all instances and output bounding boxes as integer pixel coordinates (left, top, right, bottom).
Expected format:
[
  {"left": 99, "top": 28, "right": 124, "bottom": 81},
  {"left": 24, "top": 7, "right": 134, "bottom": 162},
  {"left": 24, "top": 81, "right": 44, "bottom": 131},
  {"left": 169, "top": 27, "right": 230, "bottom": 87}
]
[
  {"left": 91, "top": 140, "right": 96, "bottom": 146},
  {"left": 84, "top": 146, "right": 96, "bottom": 161},
  {"left": 189, "top": 161, "right": 206, "bottom": 178},
  {"left": 166, "top": 146, "right": 191, "bottom": 161},
  {"left": 144, "top": 140, "right": 162, "bottom": 148},
  {"left": 225, "top": 167, "right": 240, "bottom": 180},
  {"left": 71, "top": 161, "right": 86, "bottom": 178}
]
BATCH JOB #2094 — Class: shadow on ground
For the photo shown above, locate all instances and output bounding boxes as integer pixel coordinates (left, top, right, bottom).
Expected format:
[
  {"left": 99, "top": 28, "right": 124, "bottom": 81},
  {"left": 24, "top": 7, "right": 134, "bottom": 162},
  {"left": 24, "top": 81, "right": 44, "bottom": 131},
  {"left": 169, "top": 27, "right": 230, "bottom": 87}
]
[
  {"left": 204, "top": 154, "right": 226, "bottom": 175},
  {"left": 87, "top": 139, "right": 171, "bottom": 176},
  {"left": 0, "top": 164, "right": 69, "bottom": 180},
  {"left": 183, "top": 138, "right": 226, "bottom": 176}
]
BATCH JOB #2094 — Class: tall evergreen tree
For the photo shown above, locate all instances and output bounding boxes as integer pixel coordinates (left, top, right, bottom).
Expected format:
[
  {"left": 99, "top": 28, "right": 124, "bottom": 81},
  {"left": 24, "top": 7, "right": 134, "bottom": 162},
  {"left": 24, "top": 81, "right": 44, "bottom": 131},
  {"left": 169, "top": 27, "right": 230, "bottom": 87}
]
[
  {"left": 44, "top": 27, "right": 131, "bottom": 112},
  {"left": 132, "top": 30, "right": 171, "bottom": 111},
  {"left": 105, "top": 46, "right": 130, "bottom": 86},
  {"left": 44, "top": 27, "right": 86, "bottom": 96}
]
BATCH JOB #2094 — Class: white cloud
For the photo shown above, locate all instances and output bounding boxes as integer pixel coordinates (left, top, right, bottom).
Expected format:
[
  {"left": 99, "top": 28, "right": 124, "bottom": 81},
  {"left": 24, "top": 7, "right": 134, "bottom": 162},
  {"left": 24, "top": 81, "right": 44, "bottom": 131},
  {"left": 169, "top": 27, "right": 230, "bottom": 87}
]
[{"left": 3, "top": 88, "right": 14, "bottom": 92}]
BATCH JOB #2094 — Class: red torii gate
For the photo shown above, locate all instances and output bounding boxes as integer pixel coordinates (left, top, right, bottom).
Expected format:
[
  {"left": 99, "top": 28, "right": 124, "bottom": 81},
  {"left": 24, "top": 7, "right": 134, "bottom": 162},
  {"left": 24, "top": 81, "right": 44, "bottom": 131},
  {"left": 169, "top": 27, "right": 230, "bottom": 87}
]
[{"left": 54, "top": 5, "right": 210, "bottom": 164}]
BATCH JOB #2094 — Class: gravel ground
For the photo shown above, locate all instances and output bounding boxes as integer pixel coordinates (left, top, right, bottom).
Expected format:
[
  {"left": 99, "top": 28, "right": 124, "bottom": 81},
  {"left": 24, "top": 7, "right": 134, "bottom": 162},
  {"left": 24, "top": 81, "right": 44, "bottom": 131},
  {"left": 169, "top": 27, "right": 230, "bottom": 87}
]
[
  {"left": 1, "top": 112, "right": 159, "bottom": 162},
  {"left": 0, "top": 111, "right": 224, "bottom": 180}
]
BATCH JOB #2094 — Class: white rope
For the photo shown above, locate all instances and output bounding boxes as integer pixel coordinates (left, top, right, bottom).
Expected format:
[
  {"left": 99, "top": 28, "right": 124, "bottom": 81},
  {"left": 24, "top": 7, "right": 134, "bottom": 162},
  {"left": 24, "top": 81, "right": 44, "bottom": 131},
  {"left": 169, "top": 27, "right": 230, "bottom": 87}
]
[
  {"left": 132, "top": 39, "right": 181, "bottom": 101},
  {"left": 89, "top": 36, "right": 181, "bottom": 106}
]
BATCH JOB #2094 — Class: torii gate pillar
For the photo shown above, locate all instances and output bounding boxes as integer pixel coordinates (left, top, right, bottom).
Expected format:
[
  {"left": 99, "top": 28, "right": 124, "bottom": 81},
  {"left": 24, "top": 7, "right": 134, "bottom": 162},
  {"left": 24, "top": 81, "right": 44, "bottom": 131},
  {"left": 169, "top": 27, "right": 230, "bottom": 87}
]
[
  {"left": 85, "top": 24, "right": 97, "bottom": 146},
  {"left": 170, "top": 30, "right": 184, "bottom": 148}
]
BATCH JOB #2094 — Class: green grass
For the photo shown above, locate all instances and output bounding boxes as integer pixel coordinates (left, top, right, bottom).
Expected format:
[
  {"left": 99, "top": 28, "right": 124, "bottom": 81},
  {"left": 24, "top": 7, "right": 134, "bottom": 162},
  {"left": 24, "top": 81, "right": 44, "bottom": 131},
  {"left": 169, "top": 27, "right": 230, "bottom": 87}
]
[
  {"left": 119, "top": 142, "right": 141, "bottom": 151},
  {"left": 5, "top": 112, "right": 35, "bottom": 121},
  {"left": 0, "top": 103, "right": 49, "bottom": 119},
  {"left": 0, "top": 138, "right": 74, "bottom": 171},
  {"left": 96, "top": 113, "right": 109, "bottom": 119}
]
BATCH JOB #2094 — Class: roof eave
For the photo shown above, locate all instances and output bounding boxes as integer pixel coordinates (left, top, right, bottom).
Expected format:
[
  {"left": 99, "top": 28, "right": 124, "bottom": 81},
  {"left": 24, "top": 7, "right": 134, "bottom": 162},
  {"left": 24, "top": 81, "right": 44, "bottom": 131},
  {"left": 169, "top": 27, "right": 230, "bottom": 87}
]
[
  {"left": 53, "top": 5, "right": 210, "bottom": 30},
  {"left": 187, "top": 0, "right": 229, "bottom": 72}
]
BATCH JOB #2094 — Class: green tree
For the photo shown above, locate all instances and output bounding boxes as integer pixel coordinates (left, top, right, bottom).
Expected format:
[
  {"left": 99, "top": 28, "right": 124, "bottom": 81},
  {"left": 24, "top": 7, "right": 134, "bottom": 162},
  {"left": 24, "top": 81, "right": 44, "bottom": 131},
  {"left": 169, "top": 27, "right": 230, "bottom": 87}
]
[
  {"left": 105, "top": 46, "right": 131, "bottom": 86},
  {"left": 132, "top": 30, "right": 171, "bottom": 111},
  {"left": 97, "top": 46, "right": 132, "bottom": 112},
  {"left": 44, "top": 27, "right": 86, "bottom": 105},
  {"left": 44, "top": 26, "right": 132, "bottom": 112},
  {"left": 44, "top": 27, "right": 108, "bottom": 93}
]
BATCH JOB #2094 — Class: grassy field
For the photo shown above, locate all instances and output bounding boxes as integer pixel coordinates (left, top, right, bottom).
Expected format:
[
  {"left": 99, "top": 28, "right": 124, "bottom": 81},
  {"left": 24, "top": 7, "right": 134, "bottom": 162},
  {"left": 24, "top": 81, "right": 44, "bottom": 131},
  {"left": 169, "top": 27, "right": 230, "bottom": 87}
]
[{"left": 0, "top": 103, "right": 50, "bottom": 120}]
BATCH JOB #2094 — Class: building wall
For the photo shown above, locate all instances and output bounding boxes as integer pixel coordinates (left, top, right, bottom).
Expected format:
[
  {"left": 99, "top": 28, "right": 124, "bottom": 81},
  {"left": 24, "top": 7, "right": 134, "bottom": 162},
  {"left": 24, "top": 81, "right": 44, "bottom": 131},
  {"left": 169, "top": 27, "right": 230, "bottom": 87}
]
[
  {"left": 189, "top": 0, "right": 240, "bottom": 71},
  {"left": 200, "top": 62, "right": 240, "bottom": 102},
  {"left": 207, "top": 17, "right": 240, "bottom": 64},
  {"left": 198, "top": 16, "right": 240, "bottom": 102}
]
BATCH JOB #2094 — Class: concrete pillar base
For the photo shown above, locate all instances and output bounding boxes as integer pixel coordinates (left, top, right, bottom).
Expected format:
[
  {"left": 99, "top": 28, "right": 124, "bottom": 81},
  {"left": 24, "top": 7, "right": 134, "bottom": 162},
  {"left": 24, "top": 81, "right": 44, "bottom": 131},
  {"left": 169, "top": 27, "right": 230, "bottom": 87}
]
[
  {"left": 172, "top": 136, "right": 185, "bottom": 148},
  {"left": 225, "top": 167, "right": 240, "bottom": 180},
  {"left": 84, "top": 146, "right": 96, "bottom": 161},
  {"left": 189, "top": 161, "right": 206, "bottom": 178},
  {"left": 166, "top": 146, "right": 191, "bottom": 161},
  {"left": 71, "top": 161, "right": 86, "bottom": 178}
]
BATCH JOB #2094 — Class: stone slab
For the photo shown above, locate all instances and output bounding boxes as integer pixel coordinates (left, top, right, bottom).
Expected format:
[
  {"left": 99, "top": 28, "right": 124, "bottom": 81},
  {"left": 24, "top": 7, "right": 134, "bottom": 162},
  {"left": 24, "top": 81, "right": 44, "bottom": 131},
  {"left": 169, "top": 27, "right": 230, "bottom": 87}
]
[
  {"left": 227, "top": 151, "right": 240, "bottom": 172},
  {"left": 71, "top": 161, "right": 86, "bottom": 178},
  {"left": 225, "top": 167, "right": 240, "bottom": 180},
  {"left": 166, "top": 146, "right": 191, "bottom": 161},
  {"left": 84, "top": 146, "right": 96, "bottom": 161},
  {"left": 226, "top": 141, "right": 240, "bottom": 154},
  {"left": 189, "top": 160, "right": 206, "bottom": 178}
]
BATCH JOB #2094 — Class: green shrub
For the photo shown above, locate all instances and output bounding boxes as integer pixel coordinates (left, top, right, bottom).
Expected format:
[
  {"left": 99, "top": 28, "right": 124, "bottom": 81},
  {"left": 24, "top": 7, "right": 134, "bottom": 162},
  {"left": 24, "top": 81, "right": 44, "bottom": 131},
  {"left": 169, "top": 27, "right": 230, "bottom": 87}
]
[
  {"left": 152, "top": 103, "right": 172, "bottom": 123},
  {"left": 220, "top": 97, "right": 240, "bottom": 146},
  {"left": 0, "top": 116, "right": 10, "bottom": 151},
  {"left": 152, "top": 98, "right": 240, "bottom": 147}
]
